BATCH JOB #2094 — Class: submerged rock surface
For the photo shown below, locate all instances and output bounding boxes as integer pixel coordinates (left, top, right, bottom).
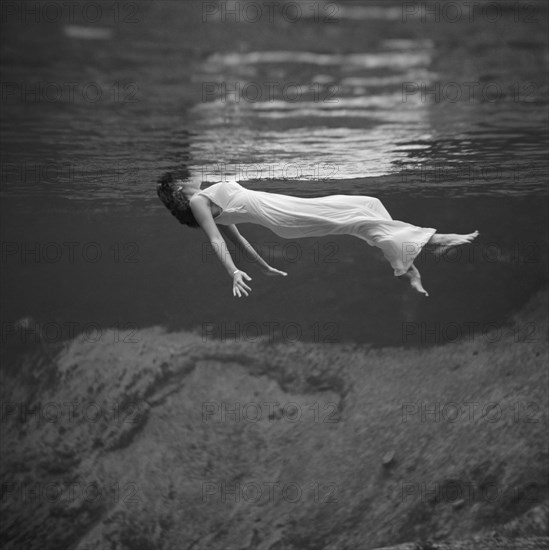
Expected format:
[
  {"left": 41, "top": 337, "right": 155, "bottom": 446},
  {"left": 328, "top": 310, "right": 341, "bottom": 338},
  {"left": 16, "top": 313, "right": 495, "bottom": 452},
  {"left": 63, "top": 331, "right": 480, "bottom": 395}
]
[{"left": 1, "top": 291, "right": 547, "bottom": 549}]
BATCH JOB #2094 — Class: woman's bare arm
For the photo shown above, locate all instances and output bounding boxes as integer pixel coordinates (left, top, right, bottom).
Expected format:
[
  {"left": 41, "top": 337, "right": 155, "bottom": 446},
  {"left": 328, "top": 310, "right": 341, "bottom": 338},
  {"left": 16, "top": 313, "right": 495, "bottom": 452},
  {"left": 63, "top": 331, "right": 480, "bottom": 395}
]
[
  {"left": 218, "top": 225, "right": 270, "bottom": 270},
  {"left": 219, "top": 224, "right": 287, "bottom": 277},
  {"left": 189, "top": 196, "right": 252, "bottom": 297}
]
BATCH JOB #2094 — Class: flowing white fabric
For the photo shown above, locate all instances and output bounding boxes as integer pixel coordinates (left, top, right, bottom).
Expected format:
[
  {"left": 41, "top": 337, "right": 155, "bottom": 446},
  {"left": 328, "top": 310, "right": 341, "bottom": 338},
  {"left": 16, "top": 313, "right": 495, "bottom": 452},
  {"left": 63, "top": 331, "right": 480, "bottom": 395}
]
[{"left": 196, "top": 180, "right": 436, "bottom": 276}]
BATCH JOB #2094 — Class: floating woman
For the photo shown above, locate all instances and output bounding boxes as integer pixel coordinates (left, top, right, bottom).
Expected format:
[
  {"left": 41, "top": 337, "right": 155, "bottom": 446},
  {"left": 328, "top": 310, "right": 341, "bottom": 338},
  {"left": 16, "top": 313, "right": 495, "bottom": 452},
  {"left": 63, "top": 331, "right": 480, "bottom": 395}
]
[{"left": 157, "top": 173, "right": 478, "bottom": 298}]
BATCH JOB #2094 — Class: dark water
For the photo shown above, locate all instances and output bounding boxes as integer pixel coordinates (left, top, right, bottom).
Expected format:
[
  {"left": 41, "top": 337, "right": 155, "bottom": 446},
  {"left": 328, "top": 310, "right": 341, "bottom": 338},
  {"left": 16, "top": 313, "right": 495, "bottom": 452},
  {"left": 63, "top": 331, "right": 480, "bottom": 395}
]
[{"left": 1, "top": 0, "right": 548, "bottom": 347}]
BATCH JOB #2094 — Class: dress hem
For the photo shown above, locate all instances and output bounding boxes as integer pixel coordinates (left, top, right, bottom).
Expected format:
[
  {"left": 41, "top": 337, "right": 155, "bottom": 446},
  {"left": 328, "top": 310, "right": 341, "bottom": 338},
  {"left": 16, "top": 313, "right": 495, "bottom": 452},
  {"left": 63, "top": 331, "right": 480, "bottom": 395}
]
[{"left": 392, "top": 228, "right": 437, "bottom": 277}]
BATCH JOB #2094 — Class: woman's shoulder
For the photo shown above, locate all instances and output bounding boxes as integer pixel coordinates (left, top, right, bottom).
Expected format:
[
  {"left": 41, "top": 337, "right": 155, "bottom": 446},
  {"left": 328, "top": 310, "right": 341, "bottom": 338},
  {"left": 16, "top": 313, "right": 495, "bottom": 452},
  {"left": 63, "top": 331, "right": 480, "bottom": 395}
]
[
  {"left": 221, "top": 178, "right": 241, "bottom": 188},
  {"left": 201, "top": 178, "right": 239, "bottom": 188},
  {"left": 200, "top": 179, "right": 242, "bottom": 195},
  {"left": 197, "top": 181, "right": 221, "bottom": 196}
]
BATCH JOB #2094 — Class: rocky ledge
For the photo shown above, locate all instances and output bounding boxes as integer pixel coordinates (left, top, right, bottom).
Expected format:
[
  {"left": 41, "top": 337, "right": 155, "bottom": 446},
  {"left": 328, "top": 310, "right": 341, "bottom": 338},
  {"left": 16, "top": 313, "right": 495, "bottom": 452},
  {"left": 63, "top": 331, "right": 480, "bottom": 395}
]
[{"left": 1, "top": 290, "right": 547, "bottom": 549}]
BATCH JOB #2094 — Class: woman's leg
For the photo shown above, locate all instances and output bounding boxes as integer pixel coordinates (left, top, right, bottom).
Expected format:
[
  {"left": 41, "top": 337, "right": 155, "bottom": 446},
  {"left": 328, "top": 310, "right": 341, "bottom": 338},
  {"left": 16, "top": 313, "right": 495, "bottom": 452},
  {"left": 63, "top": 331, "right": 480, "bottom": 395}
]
[
  {"left": 399, "top": 232, "right": 479, "bottom": 296},
  {"left": 400, "top": 263, "right": 429, "bottom": 297},
  {"left": 337, "top": 196, "right": 479, "bottom": 296},
  {"left": 425, "top": 231, "right": 480, "bottom": 255}
]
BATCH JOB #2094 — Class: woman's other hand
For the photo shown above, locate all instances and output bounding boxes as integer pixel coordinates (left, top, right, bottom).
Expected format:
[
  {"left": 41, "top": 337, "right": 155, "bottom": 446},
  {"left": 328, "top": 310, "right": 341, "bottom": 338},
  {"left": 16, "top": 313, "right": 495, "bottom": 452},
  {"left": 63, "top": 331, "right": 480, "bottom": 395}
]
[{"left": 262, "top": 265, "right": 288, "bottom": 277}]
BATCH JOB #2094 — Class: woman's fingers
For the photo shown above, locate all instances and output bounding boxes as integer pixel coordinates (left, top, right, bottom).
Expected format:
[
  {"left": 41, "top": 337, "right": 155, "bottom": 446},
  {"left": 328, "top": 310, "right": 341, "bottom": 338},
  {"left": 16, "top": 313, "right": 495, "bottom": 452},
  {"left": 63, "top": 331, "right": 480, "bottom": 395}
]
[
  {"left": 235, "top": 283, "right": 249, "bottom": 297},
  {"left": 233, "top": 277, "right": 251, "bottom": 297},
  {"left": 236, "top": 273, "right": 251, "bottom": 291},
  {"left": 233, "top": 266, "right": 287, "bottom": 297}
]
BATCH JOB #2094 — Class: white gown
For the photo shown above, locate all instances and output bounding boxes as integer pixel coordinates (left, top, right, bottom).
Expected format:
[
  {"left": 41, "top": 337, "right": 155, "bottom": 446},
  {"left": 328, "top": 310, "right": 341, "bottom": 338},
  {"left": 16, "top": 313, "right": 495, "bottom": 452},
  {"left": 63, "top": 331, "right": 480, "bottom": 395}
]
[{"left": 196, "top": 179, "right": 436, "bottom": 276}]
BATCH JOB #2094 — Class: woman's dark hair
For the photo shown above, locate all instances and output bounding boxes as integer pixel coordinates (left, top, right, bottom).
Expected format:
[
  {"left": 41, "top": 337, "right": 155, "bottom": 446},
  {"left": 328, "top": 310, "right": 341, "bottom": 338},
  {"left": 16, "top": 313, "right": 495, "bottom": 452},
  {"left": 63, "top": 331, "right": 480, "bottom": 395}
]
[{"left": 156, "top": 172, "right": 199, "bottom": 228}]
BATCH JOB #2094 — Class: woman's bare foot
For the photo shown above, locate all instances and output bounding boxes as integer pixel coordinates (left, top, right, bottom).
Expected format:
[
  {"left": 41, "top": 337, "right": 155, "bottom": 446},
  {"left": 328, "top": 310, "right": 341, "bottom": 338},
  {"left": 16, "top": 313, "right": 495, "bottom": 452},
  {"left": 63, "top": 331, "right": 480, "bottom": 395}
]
[
  {"left": 401, "top": 264, "right": 429, "bottom": 297},
  {"left": 426, "top": 230, "right": 479, "bottom": 256}
]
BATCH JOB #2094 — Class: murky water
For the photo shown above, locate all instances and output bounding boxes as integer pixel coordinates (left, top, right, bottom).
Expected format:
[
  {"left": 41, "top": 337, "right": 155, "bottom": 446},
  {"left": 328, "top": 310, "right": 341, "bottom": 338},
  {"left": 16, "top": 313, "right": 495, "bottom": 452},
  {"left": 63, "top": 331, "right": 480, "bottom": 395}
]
[{"left": 1, "top": 0, "right": 548, "bottom": 347}]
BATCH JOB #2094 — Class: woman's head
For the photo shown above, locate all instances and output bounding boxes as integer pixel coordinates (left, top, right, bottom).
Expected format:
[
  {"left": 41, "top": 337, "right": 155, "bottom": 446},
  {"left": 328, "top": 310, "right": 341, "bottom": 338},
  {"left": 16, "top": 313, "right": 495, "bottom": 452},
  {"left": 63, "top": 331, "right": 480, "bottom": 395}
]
[{"left": 156, "top": 172, "right": 199, "bottom": 228}]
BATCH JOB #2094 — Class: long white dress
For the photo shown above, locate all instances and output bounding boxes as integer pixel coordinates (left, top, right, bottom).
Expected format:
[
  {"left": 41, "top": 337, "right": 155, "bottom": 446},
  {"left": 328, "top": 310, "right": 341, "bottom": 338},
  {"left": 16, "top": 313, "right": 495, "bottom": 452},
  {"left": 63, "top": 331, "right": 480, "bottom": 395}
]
[{"left": 196, "top": 179, "right": 436, "bottom": 276}]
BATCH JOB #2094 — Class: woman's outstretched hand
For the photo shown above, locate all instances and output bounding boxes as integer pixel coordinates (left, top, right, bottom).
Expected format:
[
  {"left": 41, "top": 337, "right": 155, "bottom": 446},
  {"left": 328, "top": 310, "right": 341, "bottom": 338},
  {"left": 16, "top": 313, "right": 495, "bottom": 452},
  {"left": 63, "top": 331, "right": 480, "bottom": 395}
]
[
  {"left": 262, "top": 265, "right": 288, "bottom": 277},
  {"left": 232, "top": 270, "right": 252, "bottom": 298}
]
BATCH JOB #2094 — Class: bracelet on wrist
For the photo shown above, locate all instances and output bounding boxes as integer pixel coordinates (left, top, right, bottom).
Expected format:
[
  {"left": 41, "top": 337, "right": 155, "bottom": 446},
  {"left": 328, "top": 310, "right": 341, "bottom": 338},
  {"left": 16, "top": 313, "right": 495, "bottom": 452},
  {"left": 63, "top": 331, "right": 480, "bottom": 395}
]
[{"left": 232, "top": 269, "right": 240, "bottom": 276}]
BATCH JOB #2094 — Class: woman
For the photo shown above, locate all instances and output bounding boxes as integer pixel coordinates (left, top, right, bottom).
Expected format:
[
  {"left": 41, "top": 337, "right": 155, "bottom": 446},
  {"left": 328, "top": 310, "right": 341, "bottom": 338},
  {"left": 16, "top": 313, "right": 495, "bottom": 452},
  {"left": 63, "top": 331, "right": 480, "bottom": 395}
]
[{"left": 157, "top": 173, "right": 478, "bottom": 298}]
